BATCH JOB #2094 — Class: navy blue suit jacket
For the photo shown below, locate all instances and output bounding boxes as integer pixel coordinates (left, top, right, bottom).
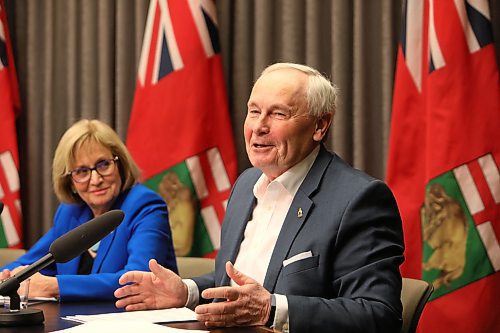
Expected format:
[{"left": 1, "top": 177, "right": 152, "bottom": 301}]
[
  {"left": 3, "top": 184, "right": 177, "bottom": 301},
  {"left": 193, "top": 146, "right": 404, "bottom": 333}
]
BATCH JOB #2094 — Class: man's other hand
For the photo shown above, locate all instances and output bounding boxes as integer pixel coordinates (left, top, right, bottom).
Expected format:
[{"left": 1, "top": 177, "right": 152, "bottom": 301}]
[{"left": 195, "top": 261, "right": 272, "bottom": 327}]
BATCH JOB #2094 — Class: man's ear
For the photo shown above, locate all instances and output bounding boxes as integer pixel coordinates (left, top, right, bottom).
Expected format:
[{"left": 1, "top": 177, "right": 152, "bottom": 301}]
[{"left": 313, "top": 113, "right": 333, "bottom": 142}]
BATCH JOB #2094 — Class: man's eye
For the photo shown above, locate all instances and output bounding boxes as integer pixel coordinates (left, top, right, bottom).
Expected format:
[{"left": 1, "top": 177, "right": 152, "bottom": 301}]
[
  {"left": 271, "top": 111, "right": 287, "bottom": 119},
  {"left": 248, "top": 110, "right": 260, "bottom": 117}
]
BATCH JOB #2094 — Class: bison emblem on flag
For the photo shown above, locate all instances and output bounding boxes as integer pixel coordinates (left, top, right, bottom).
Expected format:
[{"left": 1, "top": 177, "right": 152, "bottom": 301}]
[{"left": 421, "top": 153, "right": 500, "bottom": 299}]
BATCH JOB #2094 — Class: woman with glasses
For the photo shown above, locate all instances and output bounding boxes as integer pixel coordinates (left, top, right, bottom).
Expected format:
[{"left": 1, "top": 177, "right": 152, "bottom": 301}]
[{"left": 0, "top": 119, "right": 177, "bottom": 301}]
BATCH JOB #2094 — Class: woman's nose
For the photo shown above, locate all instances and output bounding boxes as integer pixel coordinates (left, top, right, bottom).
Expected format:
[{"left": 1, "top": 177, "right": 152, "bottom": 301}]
[{"left": 89, "top": 169, "right": 103, "bottom": 183}]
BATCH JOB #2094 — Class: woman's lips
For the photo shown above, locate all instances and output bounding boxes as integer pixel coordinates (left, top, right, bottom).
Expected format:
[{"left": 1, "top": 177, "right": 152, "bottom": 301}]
[{"left": 91, "top": 187, "right": 109, "bottom": 195}]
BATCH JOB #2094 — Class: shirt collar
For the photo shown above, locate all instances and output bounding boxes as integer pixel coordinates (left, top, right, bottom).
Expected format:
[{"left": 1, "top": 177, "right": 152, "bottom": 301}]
[{"left": 253, "top": 146, "right": 320, "bottom": 199}]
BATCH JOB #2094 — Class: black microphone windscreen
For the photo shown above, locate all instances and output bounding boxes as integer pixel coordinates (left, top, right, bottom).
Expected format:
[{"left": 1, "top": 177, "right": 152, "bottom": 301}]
[{"left": 49, "top": 209, "right": 124, "bottom": 263}]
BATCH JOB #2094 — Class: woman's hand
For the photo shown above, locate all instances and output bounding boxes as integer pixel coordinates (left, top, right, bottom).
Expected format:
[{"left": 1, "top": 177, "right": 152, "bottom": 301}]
[
  {"left": 0, "top": 268, "right": 12, "bottom": 280},
  {"left": 1, "top": 266, "right": 59, "bottom": 298},
  {"left": 27, "top": 272, "right": 59, "bottom": 298}
]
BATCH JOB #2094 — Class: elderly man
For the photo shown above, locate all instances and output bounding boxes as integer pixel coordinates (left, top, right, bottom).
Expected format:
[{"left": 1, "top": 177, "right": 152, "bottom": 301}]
[{"left": 115, "top": 63, "right": 404, "bottom": 333}]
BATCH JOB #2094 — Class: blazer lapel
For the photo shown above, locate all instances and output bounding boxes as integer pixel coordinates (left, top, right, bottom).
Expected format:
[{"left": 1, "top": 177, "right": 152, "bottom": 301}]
[
  {"left": 263, "top": 192, "right": 312, "bottom": 290},
  {"left": 263, "top": 146, "right": 333, "bottom": 291},
  {"left": 58, "top": 209, "right": 92, "bottom": 274},
  {"left": 92, "top": 190, "right": 128, "bottom": 273},
  {"left": 91, "top": 228, "right": 115, "bottom": 273},
  {"left": 219, "top": 172, "right": 260, "bottom": 286},
  {"left": 225, "top": 199, "right": 255, "bottom": 264}
]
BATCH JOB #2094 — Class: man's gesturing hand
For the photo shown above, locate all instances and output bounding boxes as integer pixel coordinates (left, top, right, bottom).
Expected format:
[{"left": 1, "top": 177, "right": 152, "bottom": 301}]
[
  {"left": 195, "top": 261, "right": 272, "bottom": 327},
  {"left": 114, "top": 259, "right": 187, "bottom": 311}
]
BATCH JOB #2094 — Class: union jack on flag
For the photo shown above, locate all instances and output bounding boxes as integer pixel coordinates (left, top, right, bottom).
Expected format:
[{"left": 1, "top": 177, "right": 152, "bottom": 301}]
[
  {"left": 127, "top": 0, "right": 237, "bottom": 258},
  {"left": 137, "top": 0, "right": 220, "bottom": 86},
  {"left": 400, "top": 0, "right": 494, "bottom": 91}
]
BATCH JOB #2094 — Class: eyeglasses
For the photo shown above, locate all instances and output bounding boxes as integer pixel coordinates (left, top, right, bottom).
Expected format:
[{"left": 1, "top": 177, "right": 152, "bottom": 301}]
[{"left": 67, "top": 156, "right": 119, "bottom": 183}]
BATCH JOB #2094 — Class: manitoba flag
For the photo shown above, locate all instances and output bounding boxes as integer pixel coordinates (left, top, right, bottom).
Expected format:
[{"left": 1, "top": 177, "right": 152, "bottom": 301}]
[
  {"left": 0, "top": 0, "right": 22, "bottom": 248},
  {"left": 387, "top": 0, "right": 499, "bottom": 332},
  {"left": 127, "top": 0, "right": 237, "bottom": 258}
]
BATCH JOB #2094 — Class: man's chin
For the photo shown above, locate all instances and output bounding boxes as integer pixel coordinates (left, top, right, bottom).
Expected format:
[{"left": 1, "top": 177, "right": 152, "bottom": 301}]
[{"left": 249, "top": 158, "right": 274, "bottom": 170}]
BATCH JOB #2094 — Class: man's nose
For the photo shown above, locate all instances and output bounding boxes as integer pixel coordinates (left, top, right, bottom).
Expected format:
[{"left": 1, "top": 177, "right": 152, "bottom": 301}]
[{"left": 253, "top": 115, "right": 270, "bottom": 134}]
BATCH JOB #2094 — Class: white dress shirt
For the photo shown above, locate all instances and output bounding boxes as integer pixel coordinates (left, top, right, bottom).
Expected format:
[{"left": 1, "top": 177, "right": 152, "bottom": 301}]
[{"left": 184, "top": 146, "right": 320, "bottom": 332}]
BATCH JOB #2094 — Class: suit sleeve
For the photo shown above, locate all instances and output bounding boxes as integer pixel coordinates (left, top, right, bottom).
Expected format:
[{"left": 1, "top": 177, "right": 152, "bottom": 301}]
[
  {"left": 287, "top": 180, "right": 404, "bottom": 333},
  {"left": 190, "top": 271, "right": 215, "bottom": 304}
]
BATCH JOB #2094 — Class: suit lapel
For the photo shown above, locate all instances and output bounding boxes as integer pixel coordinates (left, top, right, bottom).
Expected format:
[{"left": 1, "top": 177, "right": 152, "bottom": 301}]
[
  {"left": 224, "top": 199, "right": 255, "bottom": 264},
  {"left": 219, "top": 172, "right": 260, "bottom": 286},
  {"left": 263, "top": 146, "right": 333, "bottom": 291},
  {"left": 263, "top": 192, "right": 313, "bottom": 290}
]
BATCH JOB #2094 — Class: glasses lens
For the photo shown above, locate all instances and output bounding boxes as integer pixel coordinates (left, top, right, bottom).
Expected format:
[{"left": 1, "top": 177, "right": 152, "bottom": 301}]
[
  {"left": 95, "top": 159, "right": 114, "bottom": 176},
  {"left": 72, "top": 168, "right": 91, "bottom": 182},
  {"left": 69, "top": 158, "right": 116, "bottom": 183}
]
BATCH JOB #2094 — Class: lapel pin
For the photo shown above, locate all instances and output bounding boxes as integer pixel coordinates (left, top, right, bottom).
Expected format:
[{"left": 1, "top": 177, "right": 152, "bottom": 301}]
[{"left": 297, "top": 208, "right": 303, "bottom": 218}]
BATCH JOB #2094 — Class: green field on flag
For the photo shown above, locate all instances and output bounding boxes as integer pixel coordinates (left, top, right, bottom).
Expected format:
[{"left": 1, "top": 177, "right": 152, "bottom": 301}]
[
  {"left": 422, "top": 172, "right": 494, "bottom": 300},
  {"left": 144, "top": 162, "right": 214, "bottom": 257},
  {"left": 0, "top": 221, "right": 8, "bottom": 248}
]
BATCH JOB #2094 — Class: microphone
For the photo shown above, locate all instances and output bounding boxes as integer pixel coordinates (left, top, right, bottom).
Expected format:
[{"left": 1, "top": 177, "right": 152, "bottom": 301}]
[
  {"left": 0, "top": 209, "right": 124, "bottom": 326},
  {"left": 9, "top": 209, "right": 125, "bottom": 285}
]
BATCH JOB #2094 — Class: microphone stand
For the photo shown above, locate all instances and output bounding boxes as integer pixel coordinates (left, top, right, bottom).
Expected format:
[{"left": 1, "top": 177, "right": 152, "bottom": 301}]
[
  {"left": 0, "top": 275, "right": 44, "bottom": 327},
  {"left": 0, "top": 254, "right": 53, "bottom": 326},
  {"left": 0, "top": 254, "right": 54, "bottom": 326},
  {"left": 0, "top": 209, "right": 124, "bottom": 326}
]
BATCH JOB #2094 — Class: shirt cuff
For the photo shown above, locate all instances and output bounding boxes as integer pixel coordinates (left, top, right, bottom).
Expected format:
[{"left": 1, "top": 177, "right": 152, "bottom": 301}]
[
  {"left": 273, "top": 293, "right": 289, "bottom": 331},
  {"left": 182, "top": 279, "right": 199, "bottom": 309}
]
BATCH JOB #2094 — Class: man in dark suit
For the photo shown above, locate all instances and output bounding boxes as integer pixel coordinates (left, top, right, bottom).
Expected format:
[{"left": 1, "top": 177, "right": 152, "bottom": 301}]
[{"left": 115, "top": 63, "right": 404, "bottom": 333}]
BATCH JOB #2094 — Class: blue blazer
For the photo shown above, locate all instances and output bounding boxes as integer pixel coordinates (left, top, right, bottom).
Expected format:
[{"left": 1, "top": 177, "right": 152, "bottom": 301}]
[
  {"left": 3, "top": 184, "right": 177, "bottom": 301},
  {"left": 193, "top": 145, "right": 404, "bottom": 333}
]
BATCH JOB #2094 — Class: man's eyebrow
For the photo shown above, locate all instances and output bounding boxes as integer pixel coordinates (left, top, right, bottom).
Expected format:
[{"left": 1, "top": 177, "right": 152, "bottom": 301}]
[
  {"left": 268, "top": 103, "right": 292, "bottom": 112},
  {"left": 247, "top": 101, "right": 291, "bottom": 110}
]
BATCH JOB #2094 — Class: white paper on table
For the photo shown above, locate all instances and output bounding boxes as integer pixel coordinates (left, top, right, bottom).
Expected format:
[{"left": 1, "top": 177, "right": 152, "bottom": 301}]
[
  {"left": 61, "top": 307, "right": 197, "bottom": 324},
  {"left": 29, "top": 296, "right": 59, "bottom": 302},
  {"left": 50, "top": 320, "right": 207, "bottom": 333}
]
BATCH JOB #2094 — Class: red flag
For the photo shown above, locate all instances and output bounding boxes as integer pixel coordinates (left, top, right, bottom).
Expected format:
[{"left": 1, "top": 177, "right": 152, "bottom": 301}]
[
  {"left": 0, "top": 0, "right": 23, "bottom": 248},
  {"left": 387, "top": 0, "right": 500, "bottom": 332},
  {"left": 127, "top": 0, "right": 237, "bottom": 258}
]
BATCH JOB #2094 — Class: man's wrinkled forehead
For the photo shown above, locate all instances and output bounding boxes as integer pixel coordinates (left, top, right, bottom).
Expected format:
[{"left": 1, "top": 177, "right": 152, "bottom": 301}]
[{"left": 248, "top": 69, "right": 307, "bottom": 104}]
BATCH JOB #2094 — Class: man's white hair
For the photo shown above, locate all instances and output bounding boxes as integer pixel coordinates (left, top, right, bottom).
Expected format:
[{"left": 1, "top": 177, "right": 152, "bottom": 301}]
[{"left": 260, "top": 62, "right": 338, "bottom": 118}]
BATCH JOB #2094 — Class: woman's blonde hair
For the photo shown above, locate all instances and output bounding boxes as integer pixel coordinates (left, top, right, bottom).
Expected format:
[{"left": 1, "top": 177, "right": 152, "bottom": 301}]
[{"left": 52, "top": 119, "right": 140, "bottom": 204}]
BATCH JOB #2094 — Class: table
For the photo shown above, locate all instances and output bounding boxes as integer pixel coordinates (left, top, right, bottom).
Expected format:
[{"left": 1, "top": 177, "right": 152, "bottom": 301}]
[{"left": 1, "top": 301, "right": 275, "bottom": 333}]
